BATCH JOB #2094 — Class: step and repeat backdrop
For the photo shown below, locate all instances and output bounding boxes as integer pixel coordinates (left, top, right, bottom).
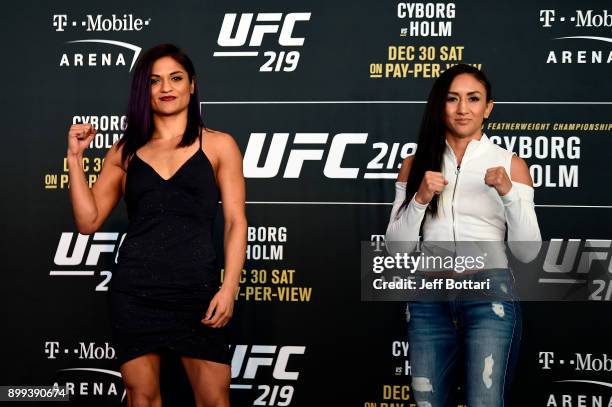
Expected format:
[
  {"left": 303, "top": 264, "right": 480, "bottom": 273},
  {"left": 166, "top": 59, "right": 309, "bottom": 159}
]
[{"left": 1, "top": 0, "right": 612, "bottom": 406}]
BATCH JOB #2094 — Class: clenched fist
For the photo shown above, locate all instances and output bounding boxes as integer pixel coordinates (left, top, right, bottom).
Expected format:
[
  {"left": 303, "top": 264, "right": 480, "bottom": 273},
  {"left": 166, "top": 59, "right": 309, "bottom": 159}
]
[
  {"left": 415, "top": 171, "right": 448, "bottom": 205},
  {"left": 67, "top": 123, "right": 96, "bottom": 157},
  {"left": 485, "top": 166, "right": 512, "bottom": 196}
]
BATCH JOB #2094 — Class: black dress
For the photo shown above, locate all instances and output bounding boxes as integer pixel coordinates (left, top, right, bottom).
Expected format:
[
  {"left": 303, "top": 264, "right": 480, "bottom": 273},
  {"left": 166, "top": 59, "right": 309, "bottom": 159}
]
[{"left": 110, "top": 132, "right": 230, "bottom": 366}]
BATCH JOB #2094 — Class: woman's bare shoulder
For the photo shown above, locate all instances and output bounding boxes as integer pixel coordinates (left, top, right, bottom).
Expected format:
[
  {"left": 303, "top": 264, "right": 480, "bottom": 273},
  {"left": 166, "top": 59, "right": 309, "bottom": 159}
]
[
  {"left": 203, "top": 128, "right": 235, "bottom": 143},
  {"left": 510, "top": 154, "right": 533, "bottom": 186},
  {"left": 202, "top": 128, "right": 240, "bottom": 152},
  {"left": 397, "top": 155, "right": 414, "bottom": 182}
]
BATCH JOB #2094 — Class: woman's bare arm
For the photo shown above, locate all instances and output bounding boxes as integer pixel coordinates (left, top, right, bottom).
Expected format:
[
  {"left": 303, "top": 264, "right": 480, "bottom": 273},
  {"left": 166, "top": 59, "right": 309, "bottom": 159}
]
[
  {"left": 67, "top": 123, "right": 125, "bottom": 234},
  {"left": 201, "top": 131, "right": 247, "bottom": 328}
]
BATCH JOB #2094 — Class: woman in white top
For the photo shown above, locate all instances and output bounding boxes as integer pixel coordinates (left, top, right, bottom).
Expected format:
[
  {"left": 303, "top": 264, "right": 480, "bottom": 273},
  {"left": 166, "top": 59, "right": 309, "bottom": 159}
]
[{"left": 385, "top": 64, "right": 541, "bottom": 406}]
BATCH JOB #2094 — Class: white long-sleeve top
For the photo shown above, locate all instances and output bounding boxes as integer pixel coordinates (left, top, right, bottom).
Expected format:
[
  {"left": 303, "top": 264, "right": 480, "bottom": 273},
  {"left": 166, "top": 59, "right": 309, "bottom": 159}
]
[{"left": 385, "top": 134, "right": 542, "bottom": 263}]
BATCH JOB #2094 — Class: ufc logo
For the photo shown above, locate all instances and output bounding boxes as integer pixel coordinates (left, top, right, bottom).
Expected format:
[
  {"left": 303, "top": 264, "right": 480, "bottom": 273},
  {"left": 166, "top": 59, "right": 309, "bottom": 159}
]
[
  {"left": 243, "top": 132, "right": 368, "bottom": 179},
  {"left": 54, "top": 232, "right": 125, "bottom": 266},
  {"left": 543, "top": 239, "right": 612, "bottom": 274},
  {"left": 217, "top": 13, "right": 311, "bottom": 47},
  {"left": 231, "top": 345, "right": 305, "bottom": 380}
]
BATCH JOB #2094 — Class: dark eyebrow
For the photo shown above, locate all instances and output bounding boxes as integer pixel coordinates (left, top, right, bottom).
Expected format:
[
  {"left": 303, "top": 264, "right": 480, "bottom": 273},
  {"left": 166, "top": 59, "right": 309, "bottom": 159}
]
[
  {"left": 447, "top": 91, "right": 482, "bottom": 95},
  {"left": 150, "top": 71, "right": 185, "bottom": 77}
]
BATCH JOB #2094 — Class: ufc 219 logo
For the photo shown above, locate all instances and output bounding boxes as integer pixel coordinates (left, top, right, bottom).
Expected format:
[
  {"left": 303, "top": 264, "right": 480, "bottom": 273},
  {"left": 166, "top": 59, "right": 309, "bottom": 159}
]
[
  {"left": 243, "top": 132, "right": 416, "bottom": 179},
  {"left": 51, "top": 232, "right": 125, "bottom": 291},
  {"left": 543, "top": 239, "right": 612, "bottom": 301},
  {"left": 214, "top": 12, "right": 311, "bottom": 72},
  {"left": 230, "top": 345, "right": 305, "bottom": 406}
]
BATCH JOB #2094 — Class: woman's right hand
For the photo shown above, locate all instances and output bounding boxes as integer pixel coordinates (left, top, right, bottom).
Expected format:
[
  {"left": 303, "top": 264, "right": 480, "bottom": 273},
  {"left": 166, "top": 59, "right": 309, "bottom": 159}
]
[
  {"left": 67, "top": 123, "right": 96, "bottom": 157},
  {"left": 415, "top": 171, "right": 448, "bottom": 204}
]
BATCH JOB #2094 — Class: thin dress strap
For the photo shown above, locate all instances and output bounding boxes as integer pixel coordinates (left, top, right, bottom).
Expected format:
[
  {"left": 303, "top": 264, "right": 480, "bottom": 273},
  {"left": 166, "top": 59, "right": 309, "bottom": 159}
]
[{"left": 199, "top": 127, "right": 203, "bottom": 149}]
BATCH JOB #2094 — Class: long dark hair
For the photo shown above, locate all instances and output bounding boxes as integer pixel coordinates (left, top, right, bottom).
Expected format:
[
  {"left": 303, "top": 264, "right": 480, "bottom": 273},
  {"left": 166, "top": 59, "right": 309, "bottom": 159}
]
[
  {"left": 400, "top": 64, "right": 492, "bottom": 217},
  {"left": 117, "top": 43, "right": 203, "bottom": 164}
]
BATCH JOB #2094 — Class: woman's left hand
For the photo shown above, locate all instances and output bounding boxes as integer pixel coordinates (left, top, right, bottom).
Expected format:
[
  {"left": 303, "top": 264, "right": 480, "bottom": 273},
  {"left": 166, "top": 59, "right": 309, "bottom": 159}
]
[
  {"left": 484, "top": 166, "right": 513, "bottom": 196},
  {"left": 201, "top": 288, "right": 236, "bottom": 328}
]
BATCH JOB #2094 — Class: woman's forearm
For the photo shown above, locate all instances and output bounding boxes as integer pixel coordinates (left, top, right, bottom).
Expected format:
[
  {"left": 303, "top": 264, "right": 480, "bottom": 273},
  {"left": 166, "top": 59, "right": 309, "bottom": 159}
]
[
  {"left": 221, "top": 217, "right": 247, "bottom": 293},
  {"left": 385, "top": 182, "right": 427, "bottom": 255},
  {"left": 503, "top": 182, "right": 542, "bottom": 262},
  {"left": 67, "top": 152, "right": 98, "bottom": 234}
]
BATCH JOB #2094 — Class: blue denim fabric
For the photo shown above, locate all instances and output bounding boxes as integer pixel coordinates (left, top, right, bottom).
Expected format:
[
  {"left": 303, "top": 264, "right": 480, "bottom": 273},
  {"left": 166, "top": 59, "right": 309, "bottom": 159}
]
[{"left": 406, "top": 269, "right": 522, "bottom": 407}]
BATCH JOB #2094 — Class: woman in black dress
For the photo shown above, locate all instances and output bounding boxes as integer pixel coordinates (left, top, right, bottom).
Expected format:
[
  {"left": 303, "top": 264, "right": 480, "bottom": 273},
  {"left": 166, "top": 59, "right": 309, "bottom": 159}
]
[{"left": 67, "top": 44, "right": 247, "bottom": 407}]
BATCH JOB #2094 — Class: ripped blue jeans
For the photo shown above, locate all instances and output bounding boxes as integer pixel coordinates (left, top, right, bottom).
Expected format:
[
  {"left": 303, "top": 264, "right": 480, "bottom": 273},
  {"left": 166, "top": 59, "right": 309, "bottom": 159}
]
[{"left": 406, "top": 269, "right": 521, "bottom": 407}]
